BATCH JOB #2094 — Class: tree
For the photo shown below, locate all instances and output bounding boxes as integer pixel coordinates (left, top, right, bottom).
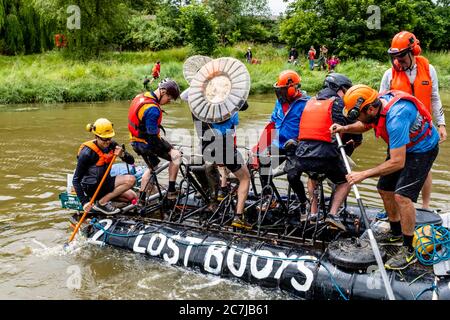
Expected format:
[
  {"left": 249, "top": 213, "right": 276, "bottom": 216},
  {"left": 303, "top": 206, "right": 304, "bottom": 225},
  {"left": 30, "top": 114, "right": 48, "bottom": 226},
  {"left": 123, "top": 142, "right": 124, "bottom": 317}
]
[
  {"left": 179, "top": 4, "right": 218, "bottom": 55},
  {"left": 205, "top": 0, "right": 271, "bottom": 44},
  {"left": 35, "top": 0, "right": 131, "bottom": 57},
  {"left": 279, "top": 0, "right": 448, "bottom": 61}
]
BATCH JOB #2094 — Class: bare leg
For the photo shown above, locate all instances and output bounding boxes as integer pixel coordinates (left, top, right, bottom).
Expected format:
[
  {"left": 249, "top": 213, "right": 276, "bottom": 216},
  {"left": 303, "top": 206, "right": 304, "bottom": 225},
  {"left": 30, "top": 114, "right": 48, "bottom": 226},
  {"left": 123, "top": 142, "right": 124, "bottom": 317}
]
[
  {"left": 395, "top": 194, "right": 416, "bottom": 236},
  {"left": 99, "top": 175, "right": 136, "bottom": 204},
  {"left": 168, "top": 149, "right": 181, "bottom": 183},
  {"left": 421, "top": 171, "right": 432, "bottom": 209},
  {"left": 218, "top": 166, "right": 229, "bottom": 188},
  {"left": 140, "top": 169, "right": 152, "bottom": 193},
  {"left": 116, "top": 189, "right": 137, "bottom": 202},
  {"left": 232, "top": 166, "right": 250, "bottom": 214},
  {"left": 308, "top": 179, "right": 318, "bottom": 214},
  {"left": 378, "top": 189, "right": 400, "bottom": 223},
  {"left": 329, "top": 182, "right": 350, "bottom": 215}
]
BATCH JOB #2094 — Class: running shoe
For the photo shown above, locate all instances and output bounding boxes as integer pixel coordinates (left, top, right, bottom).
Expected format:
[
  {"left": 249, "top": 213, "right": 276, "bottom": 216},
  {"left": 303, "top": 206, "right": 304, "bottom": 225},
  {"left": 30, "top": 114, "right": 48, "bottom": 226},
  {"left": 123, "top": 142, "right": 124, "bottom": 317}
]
[
  {"left": 325, "top": 214, "right": 347, "bottom": 232},
  {"left": 92, "top": 201, "right": 120, "bottom": 215},
  {"left": 231, "top": 215, "right": 252, "bottom": 230},
  {"left": 384, "top": 246, "right": 417, "bottom": 270},
  {"left": 374, "top": 231, "right": 403, "bottom": 246}
]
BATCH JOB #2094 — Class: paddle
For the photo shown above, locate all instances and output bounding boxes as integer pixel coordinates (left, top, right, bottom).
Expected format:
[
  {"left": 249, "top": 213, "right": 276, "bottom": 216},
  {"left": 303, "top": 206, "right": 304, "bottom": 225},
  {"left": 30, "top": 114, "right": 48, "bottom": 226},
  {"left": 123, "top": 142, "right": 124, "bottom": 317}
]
[
  {"left": 66, "top": 154, "right": 117, "bottom": 244},
  {"left": 335, "top": 132, "right": 396, "bottom": 300}
]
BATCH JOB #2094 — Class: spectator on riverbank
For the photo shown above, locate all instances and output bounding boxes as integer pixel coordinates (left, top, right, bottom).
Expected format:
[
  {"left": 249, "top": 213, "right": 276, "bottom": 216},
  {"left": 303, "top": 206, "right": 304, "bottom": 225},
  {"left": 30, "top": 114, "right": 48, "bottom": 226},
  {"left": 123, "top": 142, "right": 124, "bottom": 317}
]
[
  {"left": 245, "top": 47, "right": 253, "bottom": 64},
  {"left": 150, "top": 61, "right": 160, "bottom": 84},
  {"left": 308, "top": 46, "right": 316, "bottom": 70},
  {"left": 328, "top": 55, "right": 340, "bottom": 71},
  {"left": 317, "top": 45, "right": 328, "bottom": 70},
  {"left": 289, "top": 47, "right": 299, "bottom": 65}
]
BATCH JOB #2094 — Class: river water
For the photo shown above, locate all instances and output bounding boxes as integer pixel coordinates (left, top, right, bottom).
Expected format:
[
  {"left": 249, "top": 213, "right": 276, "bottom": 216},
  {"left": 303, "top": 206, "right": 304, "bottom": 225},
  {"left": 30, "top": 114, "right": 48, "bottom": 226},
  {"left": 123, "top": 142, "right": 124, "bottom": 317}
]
[{"left": 0, "top": 93, "right": 449, "bottom": 299}]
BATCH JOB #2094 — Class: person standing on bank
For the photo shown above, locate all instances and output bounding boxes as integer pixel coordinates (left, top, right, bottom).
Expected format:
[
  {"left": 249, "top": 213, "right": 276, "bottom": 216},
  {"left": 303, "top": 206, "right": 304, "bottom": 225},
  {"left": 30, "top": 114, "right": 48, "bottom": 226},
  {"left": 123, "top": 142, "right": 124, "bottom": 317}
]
[
  {"left": 245, "top": 47, "right": 253, "bottom": 64},
  {"left": 332, "top": 84, "right": 439, "bottom": 270},
  {"left": 380, "top": 31, "right": 447, "bottom": 210},
  {"left": 73, "top": 118, "right": 137, "bottom": 215},
  {"left": 308, "top": 46, "right": 316, "bottom": 71},
  {"left": 150, "top": 60, "right": 161, "bottom": 85}
]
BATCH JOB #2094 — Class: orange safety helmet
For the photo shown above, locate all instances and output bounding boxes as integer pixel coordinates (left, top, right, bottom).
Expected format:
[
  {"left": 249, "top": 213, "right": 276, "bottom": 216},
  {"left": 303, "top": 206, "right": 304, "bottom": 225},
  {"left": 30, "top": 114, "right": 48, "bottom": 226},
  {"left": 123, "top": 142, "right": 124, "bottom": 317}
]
[
  {"left": 342, "top": 85, "right": 378, "bottom": 120},
  {"left": 274, "top": 70, "right": 301, "bottom": 100},
  {"left": 388, "top": 31, "right": 421, "bottom": 56}
]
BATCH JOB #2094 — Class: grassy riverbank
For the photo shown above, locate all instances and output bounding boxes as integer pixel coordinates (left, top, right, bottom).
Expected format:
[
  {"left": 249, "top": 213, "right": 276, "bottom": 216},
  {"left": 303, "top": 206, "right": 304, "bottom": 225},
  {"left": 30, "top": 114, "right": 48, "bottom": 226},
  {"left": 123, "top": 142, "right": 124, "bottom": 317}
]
[{"left": 1, "top": 44, "right": 449, "bottom": 104}]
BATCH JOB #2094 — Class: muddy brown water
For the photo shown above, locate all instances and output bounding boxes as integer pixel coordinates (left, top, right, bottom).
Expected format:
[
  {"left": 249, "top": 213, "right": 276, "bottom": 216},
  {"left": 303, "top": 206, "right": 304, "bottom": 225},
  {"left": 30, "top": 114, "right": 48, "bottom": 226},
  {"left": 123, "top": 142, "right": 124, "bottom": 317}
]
[{"left": 0, "top": 92, "right": 449, "bottom": 299}]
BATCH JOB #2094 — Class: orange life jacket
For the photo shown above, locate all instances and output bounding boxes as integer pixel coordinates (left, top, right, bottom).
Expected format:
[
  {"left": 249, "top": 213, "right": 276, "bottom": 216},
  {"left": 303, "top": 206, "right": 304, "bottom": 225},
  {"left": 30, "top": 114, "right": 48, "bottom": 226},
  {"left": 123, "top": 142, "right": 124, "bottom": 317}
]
[
  {"left": 128, "top": 92, "right": 162, "bottom": 142},
  {"left": 78, "top": 140, "right": 114, "bottom": 166},
  {"left": 390, "top": 56, "right": 432, "bottom": 113},
  {"left": 372, "top": 90, "right": 433, "bottom": 148},
  {"left": 298, "top": 97, "right": 334, "bottom": 142}
]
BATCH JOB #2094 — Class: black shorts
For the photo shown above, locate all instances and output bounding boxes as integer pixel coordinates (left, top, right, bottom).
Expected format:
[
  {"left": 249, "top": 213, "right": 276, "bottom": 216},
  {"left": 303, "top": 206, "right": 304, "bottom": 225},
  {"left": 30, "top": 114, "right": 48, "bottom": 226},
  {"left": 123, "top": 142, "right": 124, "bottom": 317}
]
[
  {"left": 82, "top": 176, "right": 116, "bottom": 200},
  {"left": 294, "top": 156, "right": 347, "bottom": 185},
  {"left": 131, "top": 139, "right": 172, "bottom": 169},
  {"left": 202, "top": 136, "right": 243, "bottom": 173},
  {"left": 377, "top": 145, "right": 439, "bottom": 202}
]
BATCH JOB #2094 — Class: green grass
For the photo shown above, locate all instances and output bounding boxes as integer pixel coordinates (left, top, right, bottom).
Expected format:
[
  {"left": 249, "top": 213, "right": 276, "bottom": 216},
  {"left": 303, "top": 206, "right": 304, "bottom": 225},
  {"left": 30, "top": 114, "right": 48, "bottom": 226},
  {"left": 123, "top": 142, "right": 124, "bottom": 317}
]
[{"left": 0, "top": 45, "right": 448, "bottom": 104}]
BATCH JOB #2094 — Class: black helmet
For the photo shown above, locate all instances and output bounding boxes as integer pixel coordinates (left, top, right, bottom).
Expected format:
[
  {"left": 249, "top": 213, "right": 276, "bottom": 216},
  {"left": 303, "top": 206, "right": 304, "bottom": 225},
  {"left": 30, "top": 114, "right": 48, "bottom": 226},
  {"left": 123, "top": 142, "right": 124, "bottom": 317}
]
[
  {"left": 158, "top": 78, "right": 180, "bottom": 100},
  {"left": 323, "top": 73, "right": 352, "bottom": 93}
]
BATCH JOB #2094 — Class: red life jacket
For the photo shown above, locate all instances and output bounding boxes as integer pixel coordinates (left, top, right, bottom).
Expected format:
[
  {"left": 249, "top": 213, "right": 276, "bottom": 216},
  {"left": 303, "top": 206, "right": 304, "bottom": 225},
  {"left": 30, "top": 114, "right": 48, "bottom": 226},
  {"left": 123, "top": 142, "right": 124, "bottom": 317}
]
[
  {"left": 78, "top": 140, "right": 114, "bottom": 166},
  {"left": 372, "top": 90, "right": 433, "bottom": 148},
  {"left": 298, "top": 97, "right": 334, "bottom": 142},
  {"left": 128, "top": 92, "right": 162, "bottom": 141},
  {"left": 390, "top": 56, "right": 432, "bottom": 113}
]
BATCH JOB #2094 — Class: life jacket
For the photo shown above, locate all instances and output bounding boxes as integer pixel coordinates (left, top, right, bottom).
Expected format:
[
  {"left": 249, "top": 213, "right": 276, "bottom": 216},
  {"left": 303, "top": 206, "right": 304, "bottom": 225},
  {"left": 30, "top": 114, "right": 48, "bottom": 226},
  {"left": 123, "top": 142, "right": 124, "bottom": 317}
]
[
  {"left": 78, "top": 140, "right": 114, "bottom": 166},
  {"left": 390, "top": 56, "right": 432, "bottom": 112},
  {"left": 298, "top": 97, "right": 334, "bottom": 142},
  {"left": 372, "top": 90, "right": 433, "bottom": 148},
  {"left": 128, "top": 92, "right": 162, "bottom": 143}
]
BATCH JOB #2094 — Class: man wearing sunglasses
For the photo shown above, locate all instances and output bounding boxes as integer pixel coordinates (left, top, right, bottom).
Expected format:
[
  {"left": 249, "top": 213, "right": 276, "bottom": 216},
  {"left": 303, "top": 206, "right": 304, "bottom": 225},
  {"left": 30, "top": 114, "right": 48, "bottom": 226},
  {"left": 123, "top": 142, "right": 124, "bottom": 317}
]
[
  {"left": 73, "top": 118, "right": 137, "bottom": 215},
  {"left": 331, "top": 85, "right": 439, "bottom": 270},
  {"left": 380, "top": 31, "right": 446, "bottom": 210},
  {"left": 128, "top": 78, "right": 182, "bottom": 204}
]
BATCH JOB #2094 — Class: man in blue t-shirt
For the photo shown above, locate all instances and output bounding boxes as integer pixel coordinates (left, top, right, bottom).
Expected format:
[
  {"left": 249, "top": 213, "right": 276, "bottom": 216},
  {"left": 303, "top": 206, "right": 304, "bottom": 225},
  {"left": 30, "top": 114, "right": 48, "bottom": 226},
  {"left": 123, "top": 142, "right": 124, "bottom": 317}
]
[{"left": 331, "top": 85, "right": 439, "bottom": 271}]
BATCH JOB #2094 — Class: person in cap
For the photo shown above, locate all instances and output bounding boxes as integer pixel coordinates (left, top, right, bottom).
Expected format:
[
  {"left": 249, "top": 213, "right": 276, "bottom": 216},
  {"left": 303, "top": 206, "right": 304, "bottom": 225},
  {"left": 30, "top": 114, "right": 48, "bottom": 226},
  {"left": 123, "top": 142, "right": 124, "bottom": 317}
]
[
  {"left": 252, "top": 70, "right": 310, "bottom": 212},
  {"left": 286, "top": 73, "right": 359, "bottom": 231},
  {"left": 380, "top": 31, "right": 446, "bottom": 210},
  {"left": 72, "top": 118, "right": 137, "bottom": 215},
  {"left": 331, "top": 84, "right": 439, "bottom": 270},
  {"left": 128, "top": 78, "right": 182, "bottom": 204}
]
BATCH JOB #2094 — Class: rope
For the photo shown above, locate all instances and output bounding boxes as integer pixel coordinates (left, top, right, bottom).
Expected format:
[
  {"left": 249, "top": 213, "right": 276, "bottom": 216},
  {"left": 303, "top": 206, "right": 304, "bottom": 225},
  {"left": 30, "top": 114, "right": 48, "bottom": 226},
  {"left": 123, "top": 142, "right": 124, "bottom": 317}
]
[
  {"left": 89, "top": 219, "right": 349, "bottom": 300},
  {"left": 414, "top": 224, "right": 450, "bottom": 266},
  {"left": 414, "top": 282, "right": 438, "bottom": 300}
]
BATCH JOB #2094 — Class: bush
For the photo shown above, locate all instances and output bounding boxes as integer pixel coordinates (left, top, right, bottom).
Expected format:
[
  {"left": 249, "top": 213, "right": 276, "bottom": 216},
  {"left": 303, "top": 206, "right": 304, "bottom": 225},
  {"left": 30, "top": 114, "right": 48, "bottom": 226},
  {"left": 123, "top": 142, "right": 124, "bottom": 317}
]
[{"left": 123, "top": 16, "right": 182, "bottom": 51}]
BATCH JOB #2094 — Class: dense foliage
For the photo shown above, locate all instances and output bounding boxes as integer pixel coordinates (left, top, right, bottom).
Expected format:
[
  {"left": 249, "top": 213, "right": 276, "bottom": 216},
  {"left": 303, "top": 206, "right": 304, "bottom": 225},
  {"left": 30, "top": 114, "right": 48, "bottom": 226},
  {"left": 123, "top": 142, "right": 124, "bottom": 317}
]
[
  {"left": 279, "top": 0, "right": 449, "bottom": 60},
  {"left": 0, "top": 0, "right": 448, "bottom": 59}
]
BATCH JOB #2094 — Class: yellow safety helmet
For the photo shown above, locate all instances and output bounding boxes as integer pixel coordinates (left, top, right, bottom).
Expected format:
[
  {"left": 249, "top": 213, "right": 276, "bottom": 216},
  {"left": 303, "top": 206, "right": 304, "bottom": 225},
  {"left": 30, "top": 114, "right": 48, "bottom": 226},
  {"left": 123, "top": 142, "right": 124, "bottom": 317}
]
[{"left": 85, "top": 118, "right": 115, "bottom": 139}]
